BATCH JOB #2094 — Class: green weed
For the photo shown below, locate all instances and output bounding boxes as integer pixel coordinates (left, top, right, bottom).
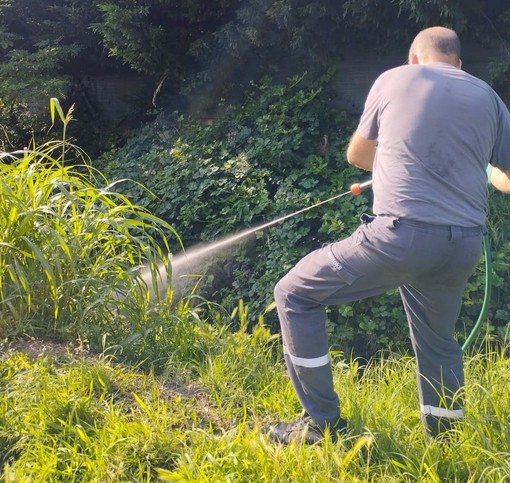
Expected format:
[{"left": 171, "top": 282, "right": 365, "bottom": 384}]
[{"left": 0, "top": 138, "right": 178, "bottom": 346}]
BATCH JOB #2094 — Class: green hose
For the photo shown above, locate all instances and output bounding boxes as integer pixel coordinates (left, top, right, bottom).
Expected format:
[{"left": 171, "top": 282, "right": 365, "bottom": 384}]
[
  {"left": 462, "top": 164, "right": 493, "bottom": 351},
  {"left": 462, "top": 233, "right": 492, "bottom": 351}
]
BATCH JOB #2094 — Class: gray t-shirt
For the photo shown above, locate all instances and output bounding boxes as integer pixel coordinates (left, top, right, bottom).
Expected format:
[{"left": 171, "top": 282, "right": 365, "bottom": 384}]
[{"left": 357, "top": 62, "right": 510, "bottom": 226}]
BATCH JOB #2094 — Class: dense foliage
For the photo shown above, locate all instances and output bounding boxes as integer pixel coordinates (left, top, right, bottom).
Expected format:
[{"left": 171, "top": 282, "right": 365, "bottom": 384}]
[
  {"left": 1, "top": 0, "right": 509, "bottom": 355},
  {"left": 100, "top": 75, "right": 510, "bottom": 356},
  {"left": 0, "top": 0, "right": 239, "bottom": 148},
  {"left": 1, "top": 0, "right": 510, "bottom": 148}
]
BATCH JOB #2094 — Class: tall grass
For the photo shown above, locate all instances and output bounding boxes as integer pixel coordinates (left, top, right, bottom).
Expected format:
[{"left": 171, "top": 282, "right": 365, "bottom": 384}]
[
  {"left": 1, "top": 322, "right": 509, "bottom": 482},
  {"left": 0, "top": 139, "right": 177, "bottom": 345}
]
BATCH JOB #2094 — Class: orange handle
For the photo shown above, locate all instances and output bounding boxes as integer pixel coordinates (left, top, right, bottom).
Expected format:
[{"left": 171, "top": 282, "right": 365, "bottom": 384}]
[
  {"left": 350, "top": 180, "right": 372, "bottom": 195},
  {"left": 350, "top": 183, "right": 363, "bottom": 196}
]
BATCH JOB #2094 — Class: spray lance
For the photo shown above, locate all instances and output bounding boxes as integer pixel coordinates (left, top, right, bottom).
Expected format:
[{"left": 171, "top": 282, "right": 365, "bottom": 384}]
[
  {"left": 154, "top": 180, "right": 375, "bottom": 286},
  {"left": 162, "top": 178, "right": 491, "bottom": 350},
  {"left": 247, "top": 176, "right": 490, "bottom": 352}
]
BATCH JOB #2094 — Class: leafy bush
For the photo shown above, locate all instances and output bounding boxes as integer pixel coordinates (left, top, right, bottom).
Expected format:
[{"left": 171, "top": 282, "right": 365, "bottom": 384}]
[
  {"left": 100, "top": 74, "right": 510, "bottom": 357},
  {"left": 100, "top": 75, "right": 364, "bottom": 327}
]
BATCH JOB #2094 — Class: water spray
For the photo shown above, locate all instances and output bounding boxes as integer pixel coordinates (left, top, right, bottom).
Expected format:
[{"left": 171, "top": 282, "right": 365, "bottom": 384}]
[{"left": 142, "top": 180, "right": 373, "bottom": 300}]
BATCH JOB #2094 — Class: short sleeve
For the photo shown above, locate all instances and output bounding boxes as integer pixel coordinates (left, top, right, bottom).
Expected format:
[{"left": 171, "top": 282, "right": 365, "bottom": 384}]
[{"left": 356, "top": 77, "right": 382, "bottom": 141}]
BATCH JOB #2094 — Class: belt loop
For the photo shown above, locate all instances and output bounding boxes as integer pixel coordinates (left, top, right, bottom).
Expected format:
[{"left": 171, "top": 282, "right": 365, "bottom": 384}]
[
  {"left": 385, "top": 217, "right": 399, "bottom": 229},
  {"left": 360, "top": 213, "right": 375, "bottom": 225},
  {"left": 449, "top": 226, "right": 462, "bottom": 241}
]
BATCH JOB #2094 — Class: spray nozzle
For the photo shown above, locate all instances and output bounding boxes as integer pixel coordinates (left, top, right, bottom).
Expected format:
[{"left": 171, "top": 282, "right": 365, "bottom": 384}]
[{"left": 350, "top": 180, "right": 373, "bottom": 196}]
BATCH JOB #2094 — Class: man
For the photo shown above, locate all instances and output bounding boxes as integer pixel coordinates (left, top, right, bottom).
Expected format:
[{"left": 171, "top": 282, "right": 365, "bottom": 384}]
[{"left": 267, "top": 26, "right": 510, "bottom": 444}]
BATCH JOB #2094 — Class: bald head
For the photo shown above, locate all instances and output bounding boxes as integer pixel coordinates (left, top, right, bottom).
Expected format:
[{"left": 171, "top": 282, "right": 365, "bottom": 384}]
[{"left": 409, "top": 27, "right": 461, "bottom": 68}]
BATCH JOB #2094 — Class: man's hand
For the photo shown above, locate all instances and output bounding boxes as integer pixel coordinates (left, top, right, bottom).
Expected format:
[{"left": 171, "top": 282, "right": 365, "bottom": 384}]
[
  {"left": 346, "top": 132, "right": 377, "bottom": 171},
  {"left": 490, "top": 165, "right": 510, "bottom": 194}
]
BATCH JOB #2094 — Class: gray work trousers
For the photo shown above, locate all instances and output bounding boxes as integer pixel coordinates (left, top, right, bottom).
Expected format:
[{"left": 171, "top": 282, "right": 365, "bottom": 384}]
[{"left": 274, "top": 214, "right": 483, "bottom": 434}]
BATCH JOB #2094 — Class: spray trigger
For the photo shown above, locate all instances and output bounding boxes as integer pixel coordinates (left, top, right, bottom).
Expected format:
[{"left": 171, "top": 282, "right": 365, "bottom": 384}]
[{"left": 350, "top": 180, "right": 373, "bottom": 195}]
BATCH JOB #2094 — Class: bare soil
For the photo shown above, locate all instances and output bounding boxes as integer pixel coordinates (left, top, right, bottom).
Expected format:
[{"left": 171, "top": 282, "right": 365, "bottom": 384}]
[{"left": 2, "top": 337, "right": 97, "bottom": 361}]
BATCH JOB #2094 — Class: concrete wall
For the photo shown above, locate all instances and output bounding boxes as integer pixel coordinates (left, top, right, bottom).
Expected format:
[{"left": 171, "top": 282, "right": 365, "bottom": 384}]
[
  {"left": 75, "top": 43, "right": 506, "bottom": 122},
  {"left": 76, "top": 74, "right": 153, "bottom": 123},
  {"left": 333, "top": 42, "right": 505, "bottom": 113}
]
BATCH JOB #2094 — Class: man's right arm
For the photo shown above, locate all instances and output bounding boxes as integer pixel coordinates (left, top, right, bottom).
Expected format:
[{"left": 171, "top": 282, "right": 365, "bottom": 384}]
[
  {"left": 346, "top": 132, "right": 377, "bottom": 171},
  {"left": 490, "top": 165, "right": 510, "bottom": 194}
]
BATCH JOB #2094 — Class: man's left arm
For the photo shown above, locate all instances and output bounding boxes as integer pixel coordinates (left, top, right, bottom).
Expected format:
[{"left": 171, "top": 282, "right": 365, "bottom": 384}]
[
  {"left": 490, "top": 165, "right": 510, "bottom": 194},
  {"left": 346, "top": 132, "right": 377, "bottom": 171},
  {"left": 489, "top": 95, "right": 510, "bottom": 192}
]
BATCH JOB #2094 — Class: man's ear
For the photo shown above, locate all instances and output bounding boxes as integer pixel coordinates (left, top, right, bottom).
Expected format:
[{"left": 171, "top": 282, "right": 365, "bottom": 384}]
[
  {"left": 408, "top": 52, "right": 419, "bottom": 65},
  {"left": 458, "top": 58, "right": 462, "bottom": 69}
]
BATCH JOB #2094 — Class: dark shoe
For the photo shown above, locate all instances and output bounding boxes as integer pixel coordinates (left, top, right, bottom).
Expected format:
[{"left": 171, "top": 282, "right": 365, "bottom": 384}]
[{"left": 266, "top": 416, "right": 348, "bottom": 445}]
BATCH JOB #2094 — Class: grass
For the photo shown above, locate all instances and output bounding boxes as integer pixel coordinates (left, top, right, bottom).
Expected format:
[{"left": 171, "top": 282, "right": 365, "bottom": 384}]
[
  {"left": 1, "top": 319, "right": 509, "bottom": 482},
  {"left": 1, "top": 121, "right": 509, "bottom": 481}
]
